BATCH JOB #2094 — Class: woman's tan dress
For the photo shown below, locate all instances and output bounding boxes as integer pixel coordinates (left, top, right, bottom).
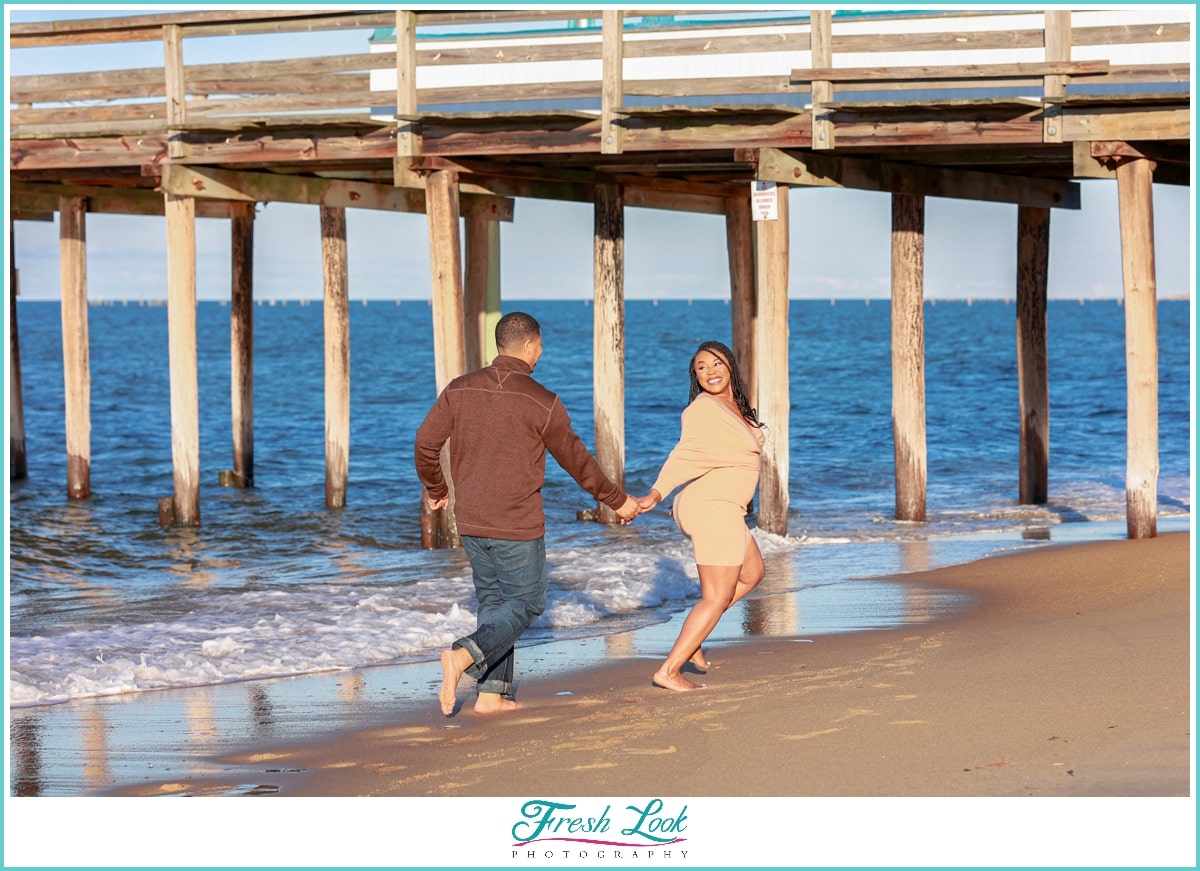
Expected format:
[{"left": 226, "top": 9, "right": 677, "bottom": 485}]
[{"left": 651, "top": 392, "right": 765, "bottom": 566}]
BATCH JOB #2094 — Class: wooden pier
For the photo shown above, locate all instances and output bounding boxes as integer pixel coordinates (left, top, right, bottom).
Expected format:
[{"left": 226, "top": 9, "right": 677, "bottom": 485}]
[{"left": 8, "top": 7, "right": 1191, "bottom": 540}]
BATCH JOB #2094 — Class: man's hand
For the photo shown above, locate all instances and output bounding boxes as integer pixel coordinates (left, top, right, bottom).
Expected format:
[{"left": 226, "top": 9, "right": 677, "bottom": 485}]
[
  {"left": 426, "top": 493, "right": 449, "bottom": 511},
  {"left": 615, "top": 495, "right": 641, "bottom": 524}
]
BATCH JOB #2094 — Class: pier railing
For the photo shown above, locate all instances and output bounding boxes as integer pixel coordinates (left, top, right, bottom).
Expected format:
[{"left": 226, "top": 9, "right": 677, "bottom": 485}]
[{"left": 10, "top": 7, "right": 1192, "bottom": 139}]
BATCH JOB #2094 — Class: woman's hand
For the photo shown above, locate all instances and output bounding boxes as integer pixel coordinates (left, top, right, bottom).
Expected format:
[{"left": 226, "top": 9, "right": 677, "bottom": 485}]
[{"left": 635, "top": 489, "right": 662, "bottom": 511}]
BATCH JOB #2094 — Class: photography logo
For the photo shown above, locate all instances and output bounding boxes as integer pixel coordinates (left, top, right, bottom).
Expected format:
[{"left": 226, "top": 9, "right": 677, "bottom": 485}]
[{"left": 510, "top": 798, "right": 689, "bottom": 860}]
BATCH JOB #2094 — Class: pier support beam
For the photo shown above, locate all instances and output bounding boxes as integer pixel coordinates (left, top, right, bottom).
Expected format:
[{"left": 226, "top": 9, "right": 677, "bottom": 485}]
[
  {"left": 1016, "top": 205, "right": 1050, "bottom": 504},
  {"left": 164, "top": 192, "right": 201, "bottom": 525},
  {"left": 593, "top": 181, "right": 627, "bottom": 525},
  {"left": 9, "top": 220, "right": 27, "bottom": 480},
  {"left": 753, "top": 183, "right": 789, "bottom": 535},
  {"left": 464, "top": 212, "right": 501, "bottom": 371},
  {"left": 1115, "top": 156, "right": 1159, "bottom": 539},
  {"left": 229, "top": 201, "right": 255, "bottom": 488},
  {"left": 726, "top": 195, "right": 757, "bottom": 404},
  {"left": 321, "top": 206, "right": 350, "bottom": 510},
  {"left": 426, "top": 169, "right": 467, "bottom": 547},
  {"left": 59, "top": 196, "right": 91, "bottom": 500},
  {"left": 891, "top": 193, "right": 927, "bottom": 522}
]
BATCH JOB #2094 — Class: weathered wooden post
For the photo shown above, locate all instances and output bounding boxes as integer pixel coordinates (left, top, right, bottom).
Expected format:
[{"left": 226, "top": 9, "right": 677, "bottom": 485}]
[
  {"left": 726, "top": 194, "right": 757, "bottom": 404},
  {"left": 321, "top": 205, "right": 350, "bottom": 510},
  {"left": 891, "top": 192, "right": 927, "bottom": 522},
  {"left": 9, "top": 219, "right": 27, "bottom": 480},
  {"left": 464, "top": 213, "right": 501, "bottom": 371},
  {"left": 753, "top": 182, "right": 789, "bottom": 535},
  {"left": 600, "top": 10, "right": 625, "bottom": 155},
  {"left": 593, "top": 181, "right": 626, "bottom": 525},
  {"left": 58, "top": 196, "right": 90, "bottom": 500},
  {"left": 809, "top": 9, "right": 835, "bottom": 151},
  {"left": 1016, "top": 205, "right": 1050, "bottom": 504},
  {"left": 426, "top": 169, "right": 467, "bottom": 547},
  {"left": 163, "top": 191, "right": 201, "bottom": 526},
  {"left": 1115, "top": 154, "right": 1159, "bottom": 539},
  {"left": 228, "top": 200, "right": 255, "bottom": 488}
]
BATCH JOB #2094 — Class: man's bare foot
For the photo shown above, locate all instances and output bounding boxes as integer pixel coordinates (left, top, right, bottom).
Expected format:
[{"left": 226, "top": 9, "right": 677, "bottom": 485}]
[
  {"left": 651, "top": 670, "right": 705, "bottom": 692},
  {"left": 439, "top": 648, "right": 466, "bottom": 716},
  {"left": 475, "top": 693, "right": 522, "bottom": 714},
  {"left": 688, "top": 649, "right": 710, "bottom": 670}
]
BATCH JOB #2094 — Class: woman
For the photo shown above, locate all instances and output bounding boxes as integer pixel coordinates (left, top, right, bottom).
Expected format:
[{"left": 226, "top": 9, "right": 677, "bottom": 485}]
[{"left": 637, "top": 340, "right": 766, "bottom": 691}]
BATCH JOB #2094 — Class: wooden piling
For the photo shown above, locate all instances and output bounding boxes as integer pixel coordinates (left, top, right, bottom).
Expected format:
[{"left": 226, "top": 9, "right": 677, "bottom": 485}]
[
  {"left": 592, "top": 182, "right": 627, "bottom": 524},
  {"left": 891, "top": 193, "right": 927, "bottom": 522},
  {"left": 464, "top": 213, "right": 501, "bottom": 370},
  {"left": 600, "top": 10, "right": 626, "bottom": 155},
  {"left": 9, "top": 220, "right": 27, "bottom": 480},
  {"left": 1016, "top": 205, "right": 1050, "bottom": 504},
  {"left": 725, "top": 195, "right": 757, "bottom": 405},
  {"left": 753, "top": 183, "right": 789, "bottom": 535},
  {"left": 1115, "top": 156, "right": 1159, "bottom": 539},
  {"left": 426, "top": 169, "right": 467, "bottom": 547},
  {"left": 164, "top": 192, "right": 200, "bottom": 525},
  {"left": 58, "top": 196, "right": 90, "bottom": 500},
  {"left": 320, "top": 205, "right": 350, "bottom": 510},
  {"left": 229, "top": 200, "right": 255, "bottom": 488}
]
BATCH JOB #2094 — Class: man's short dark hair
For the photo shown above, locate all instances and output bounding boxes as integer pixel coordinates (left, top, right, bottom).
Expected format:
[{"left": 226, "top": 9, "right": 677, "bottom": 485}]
[{"left": 496, "top": 311, "right": 541, "bottom": 351}]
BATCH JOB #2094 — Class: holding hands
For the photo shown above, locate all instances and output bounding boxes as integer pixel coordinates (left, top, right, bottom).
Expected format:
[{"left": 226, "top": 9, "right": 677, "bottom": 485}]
[
  {"left": 616, "top": 489, "right": 665, "bottom": 525},
  {"left": 636, "top": 489, "right": 663, "bottom": 512},
  {"left": 615, "top": 495, "right": 642, "bottom": 525}
]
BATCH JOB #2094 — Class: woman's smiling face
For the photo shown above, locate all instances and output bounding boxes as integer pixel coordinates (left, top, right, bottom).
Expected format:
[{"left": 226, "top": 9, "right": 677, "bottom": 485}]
[{"left": 692, "top": 349, "right": 733, "bottom": 398}]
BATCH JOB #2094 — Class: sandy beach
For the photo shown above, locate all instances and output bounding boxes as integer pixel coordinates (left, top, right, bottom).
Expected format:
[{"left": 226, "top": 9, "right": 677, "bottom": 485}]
[
  {"left": 91, "top": 531, "right": 1190, "bottom": 801},
  {"left": 7, "top": 531, "right": 1193, "bottom": 869}
]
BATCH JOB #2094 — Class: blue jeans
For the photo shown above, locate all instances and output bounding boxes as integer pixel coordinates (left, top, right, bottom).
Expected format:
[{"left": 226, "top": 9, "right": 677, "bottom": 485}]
[{"left": 455, "top": 536, "right": 547, "bottom": 698}]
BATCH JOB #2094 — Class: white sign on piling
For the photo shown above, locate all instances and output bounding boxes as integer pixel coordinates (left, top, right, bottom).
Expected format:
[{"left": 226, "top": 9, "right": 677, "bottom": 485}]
[{"left": 751, "top": 180, "right": 778, "bottom": 221}]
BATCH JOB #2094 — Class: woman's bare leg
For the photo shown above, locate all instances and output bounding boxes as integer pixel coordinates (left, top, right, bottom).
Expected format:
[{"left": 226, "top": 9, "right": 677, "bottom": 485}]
[
  {"left": 727, "top": 537, "right": 765, "bottom": 608},
  {"left": 686, "top": 538, "right": 766, "bottom": 670},
  {"left": 653, "top": 564, "right": 740, "bottom": 691}
]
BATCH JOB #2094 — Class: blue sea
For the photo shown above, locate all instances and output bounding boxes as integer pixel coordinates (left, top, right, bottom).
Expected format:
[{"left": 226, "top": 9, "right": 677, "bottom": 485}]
[{"left": 6, "top": 297, "right": 1192, "bottom": 715}]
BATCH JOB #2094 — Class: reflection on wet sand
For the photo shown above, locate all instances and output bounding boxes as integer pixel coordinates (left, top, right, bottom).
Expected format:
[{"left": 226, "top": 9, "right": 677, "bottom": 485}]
[
  {"left": 82, "top": 708, "right": 110, "bottom": 790},
  {"left": 11, "top": 716, "right": 43, "bottom": 797},
  {"left": 605, "top": 632, "right": 635, "bottom": 660},
  {"left": 898, "top": 539, "right": 939, "bottom": 632},
  {"left": 248, "top": 685, "right": 276, "bottom": 735},
  {"left": 741, "top": 551, "right": 800, "bottom": 636},
  {"left": 338, "top": 672, "right": 364, "bottom": 703}
]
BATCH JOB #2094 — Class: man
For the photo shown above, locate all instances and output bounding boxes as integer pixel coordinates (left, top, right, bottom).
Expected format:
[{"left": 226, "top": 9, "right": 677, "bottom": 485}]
[{"left": 415, "top": 311, "right": 640, "bottom": 716}]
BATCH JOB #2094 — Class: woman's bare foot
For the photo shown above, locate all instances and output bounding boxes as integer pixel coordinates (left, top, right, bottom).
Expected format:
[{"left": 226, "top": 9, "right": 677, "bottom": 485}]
[
  {"left": 475, "top": 693, "right": 522, "bottom": 714},
  {"left": 688, "top": 649, "right": 711, "bottom": 671},
  {"left": 439, "top": 648, "right": 466, "bottom": 716},
  {"left": 651, "top": 670, "right": 705, "bottom": 692}
]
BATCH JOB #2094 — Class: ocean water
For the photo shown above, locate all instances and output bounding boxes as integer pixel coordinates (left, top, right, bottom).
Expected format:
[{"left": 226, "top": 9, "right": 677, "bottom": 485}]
[{"left": 6, "top": 298, "right": 1192, "bottom": 710}]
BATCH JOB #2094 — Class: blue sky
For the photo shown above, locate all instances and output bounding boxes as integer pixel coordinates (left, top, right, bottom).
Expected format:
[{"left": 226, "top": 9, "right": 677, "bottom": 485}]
[{"left": 6, "top": 5, "right": 1194, "bottom": 302}]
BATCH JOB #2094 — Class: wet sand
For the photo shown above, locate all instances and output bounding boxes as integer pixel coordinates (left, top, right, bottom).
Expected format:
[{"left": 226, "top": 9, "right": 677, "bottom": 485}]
[
  {"left": 7, "top": 532, "right": 1192, "bottom": 868},
  {"left": 120, "top": 532, "right": 1189, "bottom": 801}
]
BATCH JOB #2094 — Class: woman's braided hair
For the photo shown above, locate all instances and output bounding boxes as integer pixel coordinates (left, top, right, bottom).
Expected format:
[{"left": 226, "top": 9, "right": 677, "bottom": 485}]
[{"left": 688, "top": 340, "right": 764, "bottom": 428}]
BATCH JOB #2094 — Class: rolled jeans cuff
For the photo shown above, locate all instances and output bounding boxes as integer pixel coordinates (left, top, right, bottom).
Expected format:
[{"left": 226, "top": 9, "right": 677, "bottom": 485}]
[{"left": 454, "top": 638, "right": 512, "bottom": 698}]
